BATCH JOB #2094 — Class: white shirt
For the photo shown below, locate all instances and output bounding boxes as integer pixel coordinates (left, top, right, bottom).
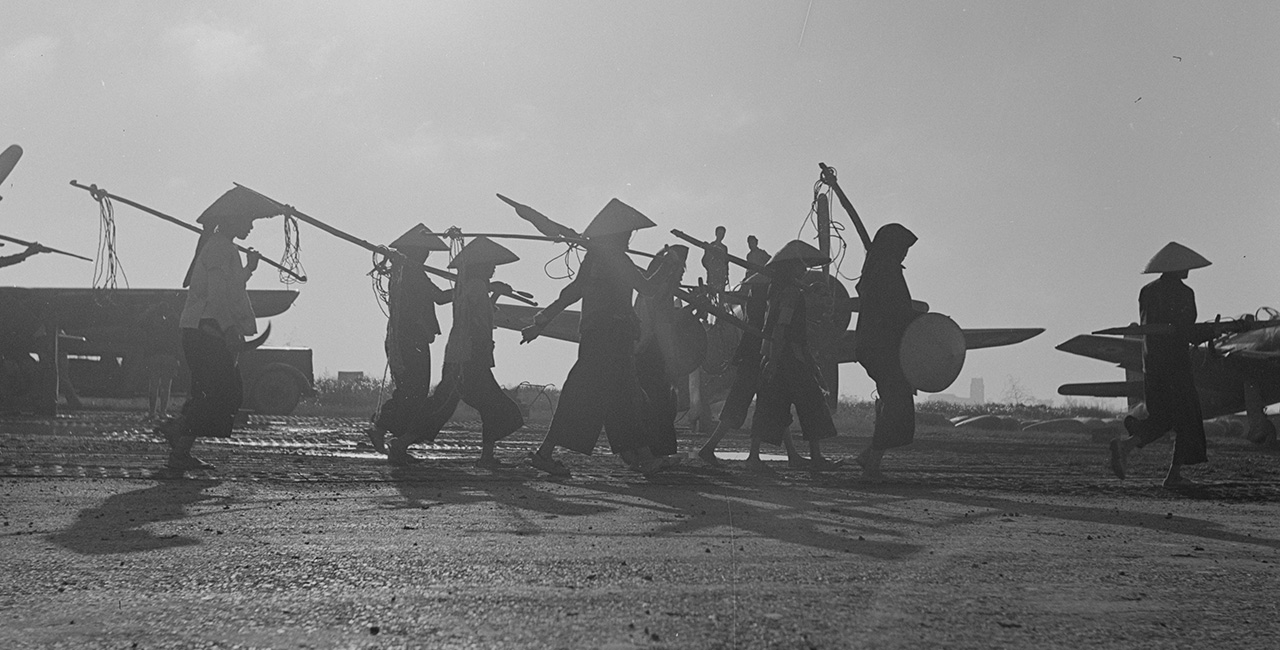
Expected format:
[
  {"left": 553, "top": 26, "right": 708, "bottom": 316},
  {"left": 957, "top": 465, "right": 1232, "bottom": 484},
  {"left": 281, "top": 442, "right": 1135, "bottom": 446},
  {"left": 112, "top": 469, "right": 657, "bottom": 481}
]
[{"left": 178, "top": 234, "right": 257, "bottom": 334}]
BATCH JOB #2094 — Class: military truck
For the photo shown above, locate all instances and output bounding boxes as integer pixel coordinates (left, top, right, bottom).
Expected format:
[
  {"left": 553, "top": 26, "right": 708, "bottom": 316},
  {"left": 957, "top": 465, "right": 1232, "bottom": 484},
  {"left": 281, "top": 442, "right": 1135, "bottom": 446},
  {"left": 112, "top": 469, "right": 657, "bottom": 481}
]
[{"left": 0, "top": 287, "right": 314, "bottom": 415}]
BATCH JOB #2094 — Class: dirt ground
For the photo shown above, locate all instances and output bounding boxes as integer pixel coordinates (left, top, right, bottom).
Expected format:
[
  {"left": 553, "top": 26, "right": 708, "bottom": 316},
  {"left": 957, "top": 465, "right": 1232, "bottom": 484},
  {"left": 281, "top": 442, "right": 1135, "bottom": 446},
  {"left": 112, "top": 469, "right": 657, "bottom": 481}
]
[{"left": 1, "top": 412, "right": 1278, "bottom": 649}]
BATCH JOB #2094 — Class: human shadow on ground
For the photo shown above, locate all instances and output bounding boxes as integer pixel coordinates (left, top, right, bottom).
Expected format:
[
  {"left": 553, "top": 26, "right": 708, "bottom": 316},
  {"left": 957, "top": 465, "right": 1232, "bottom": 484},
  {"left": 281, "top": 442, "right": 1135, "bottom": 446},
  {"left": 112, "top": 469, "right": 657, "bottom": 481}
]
[
  {"left": 853, "top": 484, "right": 1280, "bottom": 551},
  {"left": 48, "top": 479, "right": 229, "bottom": 555},
  {"left": 379, "top": 458, "right": 924, "bottom": 560}
]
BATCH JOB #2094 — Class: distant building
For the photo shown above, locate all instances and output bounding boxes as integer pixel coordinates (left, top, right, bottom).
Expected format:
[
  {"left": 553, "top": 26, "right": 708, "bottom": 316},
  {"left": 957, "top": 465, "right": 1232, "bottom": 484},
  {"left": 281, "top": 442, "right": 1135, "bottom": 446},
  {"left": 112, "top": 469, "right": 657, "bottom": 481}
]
[{"left": 926, "top": 378, "right": 985, "bottom": 405}]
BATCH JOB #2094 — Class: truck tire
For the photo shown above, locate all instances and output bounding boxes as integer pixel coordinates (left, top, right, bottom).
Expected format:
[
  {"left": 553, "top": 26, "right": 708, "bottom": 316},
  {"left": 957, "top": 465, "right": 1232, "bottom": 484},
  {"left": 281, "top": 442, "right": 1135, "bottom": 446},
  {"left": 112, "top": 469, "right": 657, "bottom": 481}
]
[{"left": 250, "top": 365, "right": 303, "bottom": 415}]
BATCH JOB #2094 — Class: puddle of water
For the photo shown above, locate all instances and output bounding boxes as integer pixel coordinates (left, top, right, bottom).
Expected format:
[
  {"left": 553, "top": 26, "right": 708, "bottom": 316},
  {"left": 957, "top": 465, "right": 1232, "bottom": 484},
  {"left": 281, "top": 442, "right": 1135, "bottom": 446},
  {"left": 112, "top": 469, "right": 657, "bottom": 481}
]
[{"left": 712, "top": 452, "right": 790, "bottom": 462}]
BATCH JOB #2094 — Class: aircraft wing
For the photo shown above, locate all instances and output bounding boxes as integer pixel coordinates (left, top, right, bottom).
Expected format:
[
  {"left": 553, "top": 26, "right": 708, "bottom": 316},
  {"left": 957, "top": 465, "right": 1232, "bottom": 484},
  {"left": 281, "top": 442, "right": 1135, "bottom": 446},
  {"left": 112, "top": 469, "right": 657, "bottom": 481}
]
[
  {"left": 493, "top": 303, "right": 580, "bottom": 343},
  {"left": 1057, "top": 380, "right": 1142, "bottom": 398},
  {"left": 1055, "top": 334, "right": 1143, "bottom": 372},
  {"left": 962, "top": 328, "right": 1045, "bottom": 350},
  {"left": 836, "top": 327, "right": 1045, "bottom": 364}
]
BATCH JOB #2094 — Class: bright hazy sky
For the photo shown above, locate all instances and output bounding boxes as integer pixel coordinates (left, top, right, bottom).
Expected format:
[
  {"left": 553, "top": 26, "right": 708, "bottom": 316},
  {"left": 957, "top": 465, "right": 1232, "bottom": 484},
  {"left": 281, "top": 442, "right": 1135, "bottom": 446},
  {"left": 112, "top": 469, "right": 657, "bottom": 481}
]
[{"left": 3, "top": 1, "right": 1278, "bottom": 405}]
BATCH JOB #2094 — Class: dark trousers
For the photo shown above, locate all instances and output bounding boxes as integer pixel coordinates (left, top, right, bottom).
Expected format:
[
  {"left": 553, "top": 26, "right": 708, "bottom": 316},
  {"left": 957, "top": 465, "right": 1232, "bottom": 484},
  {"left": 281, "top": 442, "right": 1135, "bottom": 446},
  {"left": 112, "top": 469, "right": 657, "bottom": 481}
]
[
  {"left": 377, "top": 336, "right": 432, "bottom": 438},
  {"left": 750, "top": 355, "right": 836, "bottom": 446},
  {"left": 871, "top": 372, "right": 915, "bottom": 451},
  {"left": 717, "top": 354, "right": 761, "bottom": 430},
  {"left": 636, "top": 338, "right": 678, "bottom": 457},
  {"left": 1132, "top": 368, "right": 1207, "bottom": 466},
  {"left": 181, "top": 326, "right": 242, "bottom": 438},
  {"left": 417, "top": 360, "right": 524, "bottom": 445},
  {"left": 547, "top": 328, "right": 649, "bottom": 455}
]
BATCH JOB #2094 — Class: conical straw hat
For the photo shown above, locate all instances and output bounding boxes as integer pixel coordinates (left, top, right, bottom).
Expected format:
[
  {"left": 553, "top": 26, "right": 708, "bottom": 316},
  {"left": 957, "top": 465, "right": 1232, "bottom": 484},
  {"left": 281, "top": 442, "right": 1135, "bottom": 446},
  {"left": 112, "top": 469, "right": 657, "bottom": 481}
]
[
  {"left": 766, "top": 240, "right": 829, "bottom": 268},
  {"left": 448, "top": 236, "right": 519, "bottom": 268},
  {"left": 197, "top": 186, "right": 289, "bottom": 225},
  {"left": 390, "top": 223, "right": 449, "bottom": 252},
  {"left": 1143, "top": 242, "right": 1211, "bottom": 274},
  {"left": 582, "top": 199, "right": 656, "bottom": 238}
]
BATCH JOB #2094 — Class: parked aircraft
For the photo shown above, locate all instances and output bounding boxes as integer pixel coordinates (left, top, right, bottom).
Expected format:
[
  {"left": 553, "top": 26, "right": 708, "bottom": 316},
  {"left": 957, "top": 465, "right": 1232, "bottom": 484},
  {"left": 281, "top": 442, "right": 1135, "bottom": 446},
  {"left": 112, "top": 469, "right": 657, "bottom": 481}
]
[{"left": 1057, "top": 313, "right": 1280, "bottom": 445}]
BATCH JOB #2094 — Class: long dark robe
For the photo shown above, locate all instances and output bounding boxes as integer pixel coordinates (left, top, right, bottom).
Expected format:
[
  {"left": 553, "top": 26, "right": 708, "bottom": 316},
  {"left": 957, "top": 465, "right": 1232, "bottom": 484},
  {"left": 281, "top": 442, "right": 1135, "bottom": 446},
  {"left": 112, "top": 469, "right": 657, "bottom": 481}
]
[
  {"left": 750, "top": 283, "right": 837, "bottom": 445},
  {"left": 377, "top": 265, "right": 447, "bottom": 437},
  {"left": 855, "top": 244, "right": 917, "bottom": 451},
  {"left": 543, "top": 249, "right": 657, "bottom": 455},
  {"left": 1130, "top": 274, "right": 1207, "bottom": 466}
]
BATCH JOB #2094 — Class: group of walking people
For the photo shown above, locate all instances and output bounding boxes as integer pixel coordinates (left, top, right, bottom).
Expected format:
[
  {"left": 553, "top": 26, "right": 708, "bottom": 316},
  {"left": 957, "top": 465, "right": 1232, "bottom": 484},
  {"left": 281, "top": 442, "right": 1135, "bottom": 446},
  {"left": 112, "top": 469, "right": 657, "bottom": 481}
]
[{"left": 158, "top": 185, "right": 1214, "bottom": 487}]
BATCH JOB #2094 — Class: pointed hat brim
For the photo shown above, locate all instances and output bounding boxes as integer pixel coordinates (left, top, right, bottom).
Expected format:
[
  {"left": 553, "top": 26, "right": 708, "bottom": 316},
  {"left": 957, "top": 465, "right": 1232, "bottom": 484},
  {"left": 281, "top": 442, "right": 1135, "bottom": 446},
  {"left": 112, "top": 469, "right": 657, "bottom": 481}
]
[
  {"left": 1143, "top": 242, "right": 1211, "bottom": 274},
  {"left": 390, "top": 223, "right": 450, "bottom": 252},
  {"left": 197, "top": 186, "right": 289, "bottom": 225},
  {"left": 767, "top": 240, "right": 830, "bottom": 267},
  {"left": 448, "top": 236, "right": 520, "bottom": 268},
  {"left": 582, "top": 198, "right": 656, "bottom": 238}
]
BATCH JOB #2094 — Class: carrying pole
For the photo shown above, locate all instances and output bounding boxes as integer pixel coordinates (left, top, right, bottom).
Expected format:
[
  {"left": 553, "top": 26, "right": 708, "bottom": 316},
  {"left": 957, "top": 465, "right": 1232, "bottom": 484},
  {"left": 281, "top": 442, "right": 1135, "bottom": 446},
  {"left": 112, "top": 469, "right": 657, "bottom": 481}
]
[
  {"left": 672, "top": 286, "right": 765, "bottom": 339},
  {"left": 68, "top": 180, "right": 307, "bottom": 282},
  {"left": 231, "top": 183, "right": 537, "bottom": 306},
  {"left": 818, "top": 162, "right": 873, "bottom": 251},
  {"left": 0, "top": 233, "right": 92, "bottom": 262}
]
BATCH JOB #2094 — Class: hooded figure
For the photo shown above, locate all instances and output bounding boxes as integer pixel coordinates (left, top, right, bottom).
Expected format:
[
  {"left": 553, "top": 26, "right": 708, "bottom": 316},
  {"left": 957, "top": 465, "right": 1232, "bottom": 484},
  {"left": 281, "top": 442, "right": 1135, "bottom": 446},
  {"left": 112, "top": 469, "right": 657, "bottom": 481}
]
[
  {"left": 372, "top": 224, "right": 452, "bottom": 461},
  {"left": 522, "top": 199, "right": 680, "bottom": 476},
  {"left": 853, "top": 223, "right": 919, "bottom": 479},
  {"left": 159, "top": 187, "right": 282, "bottom": 471},
  {"left": 1110, "top": 242, "right": 1213, "bottom": 487},
  {"left": 394, "top": 237, "right": 525, "bottom": 467}
]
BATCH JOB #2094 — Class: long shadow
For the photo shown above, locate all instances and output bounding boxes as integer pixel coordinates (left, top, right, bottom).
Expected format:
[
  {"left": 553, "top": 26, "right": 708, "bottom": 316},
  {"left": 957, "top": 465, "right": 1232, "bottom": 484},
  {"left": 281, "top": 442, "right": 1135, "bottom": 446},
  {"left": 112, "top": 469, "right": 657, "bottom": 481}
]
[
  {"left": 379, "top": 458, "right": 924, "bottom": 560},
  {"left": 48, "top": 479, "right": 228, "bottom": 555},
  {"left": 854, "top": 484, "right": 1280, "bottom": 551},
  {"left": 387, "top": 463, "right": 619, "bottom": 519},
  {"left": 584, "top": 472, "right": 925, "bottom": 560}
]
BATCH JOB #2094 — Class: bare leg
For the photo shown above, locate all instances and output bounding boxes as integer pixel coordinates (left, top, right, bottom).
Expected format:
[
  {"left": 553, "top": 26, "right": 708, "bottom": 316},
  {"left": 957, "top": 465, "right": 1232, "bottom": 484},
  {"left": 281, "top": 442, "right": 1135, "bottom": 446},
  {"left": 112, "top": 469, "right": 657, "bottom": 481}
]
[
  {"left": 784, "top": 432, "right": 809, "bottom": 468},
  {"left": 1108, "top": 435, "right": 1139, "bottom": 479},
  {"left": 745, "top": 434, "right": 773, "bottom": 474},
  {"left": 476, "top": 441, "right": 514, "bottom": 469},
  {"left": 698, "top": 420, "right": 734, "bottom": 465},
  {"left": 856, "top": 446, "right": 885, "bottom": 479},
  {"left": 528, "top": 437, "right": 570, "bottom": 476},
  {"left": 157, "top": 378, "right": 172, "bottom": 418},
  {"left": 1162, "top": 462, "right": 1195, "bottom": 488}
]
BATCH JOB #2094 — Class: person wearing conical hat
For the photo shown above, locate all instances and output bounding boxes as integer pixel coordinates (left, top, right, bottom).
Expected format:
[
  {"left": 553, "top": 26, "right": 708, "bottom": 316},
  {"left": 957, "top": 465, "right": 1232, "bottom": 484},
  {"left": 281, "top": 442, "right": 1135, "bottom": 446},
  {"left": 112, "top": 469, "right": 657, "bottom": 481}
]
[
  {"left": 698, "top": 251, "right": 809, "bottom": 468},
  {"left": 1109, "top": 242, "right": 1213, "bottom": 487},
  {"left": 396, "top": 237, "right": 526, "bottom": 468},
  {"left": 749, "top": 240, "right": 841, "bottom": 471},
  {"left": 852, "top": 223, "right": 919, "bottom": 480},
  {"left": 370, "top": 224, "right": 453, "bottom": 464},
  {"left": 633, "top": 244, "right": 689, "bottom": 462},
  {"left": 157, "top": 189, "right": 280, "bottom": 471},
  {"left": 522, "top": 199, "right": 681, "bottom": 477}
]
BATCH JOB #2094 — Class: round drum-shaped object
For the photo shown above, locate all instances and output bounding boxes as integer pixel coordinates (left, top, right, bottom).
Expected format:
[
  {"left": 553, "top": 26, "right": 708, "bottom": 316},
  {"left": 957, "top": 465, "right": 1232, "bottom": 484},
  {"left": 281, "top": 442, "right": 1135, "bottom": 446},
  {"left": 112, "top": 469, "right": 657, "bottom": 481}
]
[
  {"left": 899, "top": 312, "right": 966, "bottom": 393},
  {"left": 701, "top": 318, "right": 741, "bottom": 376},
  {"left": 663, "top": 307, "right": 708, "bottom": 379},
  {"left": 802, "top": 271, "right": 853, "bottom": 332}
]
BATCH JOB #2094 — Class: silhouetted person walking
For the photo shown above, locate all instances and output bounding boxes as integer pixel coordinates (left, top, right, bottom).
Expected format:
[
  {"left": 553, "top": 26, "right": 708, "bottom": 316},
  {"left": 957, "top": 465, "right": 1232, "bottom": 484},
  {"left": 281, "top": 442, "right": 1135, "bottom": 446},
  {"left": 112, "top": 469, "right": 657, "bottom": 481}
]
[
  {"left": 853, "top": 224, "right": 919, "bottom": 480},
  {"left": 522, "top": 200, "right": 679, "bottom": 477},
  {"left": 414, "top": 237, "right": 525, "bottom": 468},
  {"left": 749, "top": 240, "right": 840, "bottom": 471},
  {"left": 1110, "top": 242, "right": 1212, "bottom": 487},
  {"left": 161, "top": 188, "right": 279, "bottom": 471},
  {"left": 371, "top": 225, "right": 452, "bottom": 463}
]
